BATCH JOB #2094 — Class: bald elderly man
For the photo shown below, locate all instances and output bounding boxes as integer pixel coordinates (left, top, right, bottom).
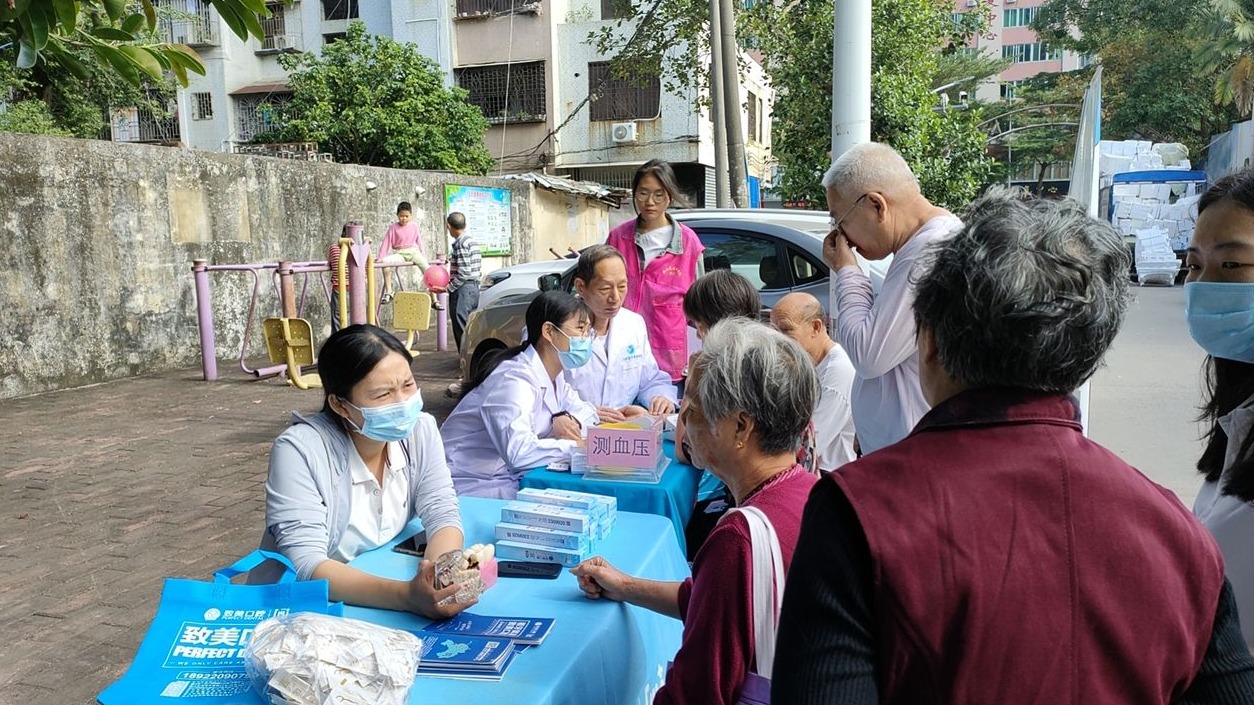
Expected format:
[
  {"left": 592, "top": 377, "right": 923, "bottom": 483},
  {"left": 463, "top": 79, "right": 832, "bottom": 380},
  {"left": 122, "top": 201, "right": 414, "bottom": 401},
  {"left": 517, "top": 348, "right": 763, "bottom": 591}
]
[
  {"left": 821, "top": 143, "right": 962, "bottom": 454},
  {"left": 771, "top": 292, "right": 857, "bottom": 470}
]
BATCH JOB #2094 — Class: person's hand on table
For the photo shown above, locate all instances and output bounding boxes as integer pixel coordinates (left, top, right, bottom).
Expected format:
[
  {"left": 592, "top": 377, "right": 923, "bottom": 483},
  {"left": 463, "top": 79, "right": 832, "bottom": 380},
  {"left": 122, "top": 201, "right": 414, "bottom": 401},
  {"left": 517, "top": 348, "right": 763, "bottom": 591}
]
[
  {"left": 647, "top": 396, "right": 676, "bottom": 416},
  {"left": 620, "top": 405, "right": 649, "bottom": 418},
  {"left": 405, "top": 559, "right": 476, "bottom": 619},
  {"left": 596, "top": 405, "right": 628, "bottom": 424},
  {"left": 571, "top": 556, "right": 632, "bottom": 602},
  {"left": 823, "top": 230, "right": 859, "bottom": 271},
  {"left": 551, "top": 413, "right": 583, "bottom": 441}
]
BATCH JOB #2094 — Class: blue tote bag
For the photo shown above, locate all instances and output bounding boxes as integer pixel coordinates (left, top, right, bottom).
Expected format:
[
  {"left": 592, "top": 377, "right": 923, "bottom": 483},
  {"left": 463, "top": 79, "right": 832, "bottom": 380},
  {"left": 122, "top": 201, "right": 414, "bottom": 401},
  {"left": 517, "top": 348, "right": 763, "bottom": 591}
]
[{"left": 99, "top": 550, "right": 342, "bottom": 705}]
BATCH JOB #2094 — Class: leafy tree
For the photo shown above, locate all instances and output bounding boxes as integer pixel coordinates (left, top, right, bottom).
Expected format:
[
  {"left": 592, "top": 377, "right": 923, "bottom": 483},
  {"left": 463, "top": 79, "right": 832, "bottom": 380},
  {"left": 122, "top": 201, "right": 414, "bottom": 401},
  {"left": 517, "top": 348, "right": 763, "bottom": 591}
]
[
  {"left": 265, "top": 21, "right": 494, "bottom": 174},
  {"left": 1, "top": 0, "right": 266, "bottom": 87},
  {"left": 1195, "top": 0, "right": 1254, "bottom": 117},
  {"left": 982, "top": 71, "right": 1085, "bottom": 190},
  {"left": 1033, "top": 0, "right": 1236, "bottom": 157}
]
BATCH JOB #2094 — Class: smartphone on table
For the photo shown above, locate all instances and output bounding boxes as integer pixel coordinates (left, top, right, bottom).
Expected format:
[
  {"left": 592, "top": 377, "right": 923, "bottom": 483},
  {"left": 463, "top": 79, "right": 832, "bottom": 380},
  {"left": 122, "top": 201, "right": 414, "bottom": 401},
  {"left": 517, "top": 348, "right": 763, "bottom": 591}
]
[
  {"left": 392, "top": 530, "right": 428, "bottom": 557},
  {"left": 497, "top": 560, "right": 562, "bottom": 579}
]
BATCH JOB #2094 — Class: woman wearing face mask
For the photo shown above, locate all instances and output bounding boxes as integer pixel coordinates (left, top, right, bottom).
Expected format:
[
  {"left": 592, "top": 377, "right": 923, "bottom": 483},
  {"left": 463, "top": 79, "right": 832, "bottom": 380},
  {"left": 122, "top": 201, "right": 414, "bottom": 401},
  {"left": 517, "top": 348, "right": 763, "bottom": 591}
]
[
  {"left": 441, "top": 291, "right": 600, "bottom": 499},
  {"left": 606, "top": 159, "right": 705, "bottom": 382},
  {"left": 249, "top": 325, "right": 470, "bottom": 619},
  {"left": 567, "top": 245, "right": 678, "bottom": 423},
  {"left": 1185, "top": 169, "right": 1254, "bottom": 649}
]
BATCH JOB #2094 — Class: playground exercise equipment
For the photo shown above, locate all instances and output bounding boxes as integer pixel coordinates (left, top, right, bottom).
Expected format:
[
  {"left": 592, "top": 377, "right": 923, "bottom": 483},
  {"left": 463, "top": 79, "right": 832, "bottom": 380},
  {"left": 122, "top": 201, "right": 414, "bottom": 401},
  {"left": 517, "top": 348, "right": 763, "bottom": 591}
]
[
  {"left": 193, "top": 243, "right": 449, "bottom": 382},
  {"left": 392, "top": 292, "right": 433, "bottom": 357},
  {"left": 262, "top": 317, "right": 321, "bottom": 389}
]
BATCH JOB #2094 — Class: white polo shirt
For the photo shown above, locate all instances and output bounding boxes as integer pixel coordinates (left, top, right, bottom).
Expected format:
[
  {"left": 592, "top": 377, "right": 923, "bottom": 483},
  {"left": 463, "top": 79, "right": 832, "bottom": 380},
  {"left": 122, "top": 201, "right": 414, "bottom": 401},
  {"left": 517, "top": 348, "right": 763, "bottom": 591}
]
[{"left": 330, "top": 441, "right": 411, "bottom": 562}]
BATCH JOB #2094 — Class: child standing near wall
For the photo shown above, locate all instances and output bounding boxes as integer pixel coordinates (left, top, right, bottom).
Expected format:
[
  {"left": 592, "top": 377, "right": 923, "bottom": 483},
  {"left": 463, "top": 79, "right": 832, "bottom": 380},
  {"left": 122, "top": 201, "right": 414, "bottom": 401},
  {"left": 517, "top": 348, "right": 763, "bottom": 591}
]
[
  {"left": 377, "top": 201, "right": 429, "bottom": 304},
  {"left": 327, "top": 224, "right": 356, "bottom": 333}
]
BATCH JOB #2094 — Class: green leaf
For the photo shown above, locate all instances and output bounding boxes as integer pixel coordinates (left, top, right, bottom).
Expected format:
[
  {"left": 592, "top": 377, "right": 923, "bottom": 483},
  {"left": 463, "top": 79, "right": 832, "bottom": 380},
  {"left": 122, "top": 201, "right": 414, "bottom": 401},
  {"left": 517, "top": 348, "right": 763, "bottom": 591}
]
[
  {"left": 56, "top": 47, "right": 93, "bottom": 80},
  {"left": 168, "top": 57, "right": 190, "bottom": 86},
  {"left": 213, "top": 1, "right": 250, "bottom": 40},
  {"left": 103, "top": 0, "right": 127, "bottom": 21},
  {"left": 92, "top": 27, "right": 136, "bottom": 41},
  {"left": 25, "top": 3, "right": 50, "bottom": 50},
  {"left": 16, "top": 38, "right": 39, "bottom": 69},
  {"left": 165, "top": 44, "right": 207, "bottom": 73},
  {"left": 94, "top": 43, "right": 141, "bottom": 84},
  {"left": 0, "top": 0, "right": 32, "bottom": 23},
  {"left": 53, "top": 0, "right": 79, "bottom": 33},
  {"left": 143, "top": 0, "right": 157, "bottom": 31},
  {"left": 119, "top": 45, "right": 165, "bottom": 79},
  {"left": 122, "top": 14, "right": 145, "bottom": 34}
]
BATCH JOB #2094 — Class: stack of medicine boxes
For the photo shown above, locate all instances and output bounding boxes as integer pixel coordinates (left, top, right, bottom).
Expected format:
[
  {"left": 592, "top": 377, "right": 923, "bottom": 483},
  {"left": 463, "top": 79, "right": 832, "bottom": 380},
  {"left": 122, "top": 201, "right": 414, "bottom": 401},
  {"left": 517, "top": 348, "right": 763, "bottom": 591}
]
[{"left": 494, "top": 488, "right": 618, "bottom": 567}]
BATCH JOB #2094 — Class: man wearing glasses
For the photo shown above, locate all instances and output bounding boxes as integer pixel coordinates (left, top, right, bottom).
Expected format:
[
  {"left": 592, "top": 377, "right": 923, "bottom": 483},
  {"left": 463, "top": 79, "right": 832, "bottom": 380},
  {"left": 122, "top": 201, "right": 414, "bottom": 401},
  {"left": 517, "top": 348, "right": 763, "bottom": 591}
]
[{"left": 820, "top": 143, "right": 962, "bottom": 454}]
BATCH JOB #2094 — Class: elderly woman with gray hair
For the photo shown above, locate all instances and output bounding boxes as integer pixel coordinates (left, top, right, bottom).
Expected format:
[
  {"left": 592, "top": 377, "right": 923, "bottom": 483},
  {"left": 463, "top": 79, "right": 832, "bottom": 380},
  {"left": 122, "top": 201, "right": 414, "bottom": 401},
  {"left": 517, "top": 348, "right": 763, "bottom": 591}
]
[
  {"left": 772, "top": 189, "right": 1254, "bottom": 703},
  {"left": 572, "top": 317, "right": 818, "bottom": 705}
]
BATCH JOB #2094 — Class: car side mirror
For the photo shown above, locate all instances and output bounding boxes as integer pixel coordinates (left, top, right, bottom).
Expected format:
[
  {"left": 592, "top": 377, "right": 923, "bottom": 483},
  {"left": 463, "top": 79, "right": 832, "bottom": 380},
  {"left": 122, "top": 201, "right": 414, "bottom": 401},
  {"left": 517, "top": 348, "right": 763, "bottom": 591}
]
[{"left": 538, "top": 273, "right": 562, "bottom": 292}]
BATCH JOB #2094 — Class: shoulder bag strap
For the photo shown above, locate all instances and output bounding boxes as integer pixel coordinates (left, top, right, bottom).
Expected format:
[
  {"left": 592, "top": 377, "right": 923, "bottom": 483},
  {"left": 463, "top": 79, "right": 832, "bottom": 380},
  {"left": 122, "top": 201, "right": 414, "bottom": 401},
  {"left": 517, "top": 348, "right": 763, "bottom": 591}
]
[{"left": 728, "top": 505, "right": 786, "bottom": 677}]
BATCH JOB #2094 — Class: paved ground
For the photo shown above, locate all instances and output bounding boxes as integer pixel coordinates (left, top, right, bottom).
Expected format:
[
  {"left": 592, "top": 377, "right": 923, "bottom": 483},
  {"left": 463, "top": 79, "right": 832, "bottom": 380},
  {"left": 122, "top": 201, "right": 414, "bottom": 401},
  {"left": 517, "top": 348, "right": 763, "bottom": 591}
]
[
  {"left": 0, "top": 333, "right": 462, "bottom": 705},
  {"left": 0, "top": 286, "right": 1208, "bottom": 705}
]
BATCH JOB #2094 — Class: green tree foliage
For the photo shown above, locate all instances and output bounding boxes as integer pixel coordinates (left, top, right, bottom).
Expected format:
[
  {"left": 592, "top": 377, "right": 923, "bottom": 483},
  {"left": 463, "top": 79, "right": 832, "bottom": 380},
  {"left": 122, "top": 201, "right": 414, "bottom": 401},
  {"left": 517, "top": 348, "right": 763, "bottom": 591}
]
[
  {"left": 266, "top": 21, "right": 494, "bottom": 174},
  {"left": 982, "top": 72, "right": 1085, "bottom": 190},
  {"left": 1033, "top": 0, "right": 1236, "bottom": 157},
  {"left": 743, "top": 0, "right": 996, "bottom": 209},
  {"left": 1, "top": 0, "right": 267, "bottom": 87},
  {"left": 1195, "top": 0, "right": 1254, "bottom": 118}
]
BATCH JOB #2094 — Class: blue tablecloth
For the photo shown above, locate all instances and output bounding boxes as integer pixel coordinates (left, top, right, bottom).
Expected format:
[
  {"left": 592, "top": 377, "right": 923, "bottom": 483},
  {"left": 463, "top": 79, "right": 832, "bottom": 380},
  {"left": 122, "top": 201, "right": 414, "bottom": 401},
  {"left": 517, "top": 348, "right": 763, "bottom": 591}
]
[
  {"left": 519, "top": 440, "right": 701, "bottom": 548},
  {"left": 345, "top": 496, "right": 690, "bottom": 705}
]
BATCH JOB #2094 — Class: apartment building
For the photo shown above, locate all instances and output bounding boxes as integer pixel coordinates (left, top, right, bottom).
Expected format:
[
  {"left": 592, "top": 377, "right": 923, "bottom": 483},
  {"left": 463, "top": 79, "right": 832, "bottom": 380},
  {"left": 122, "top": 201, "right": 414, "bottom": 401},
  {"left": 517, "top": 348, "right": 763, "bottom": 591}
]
[
  {"left": 119, "top": 0, "right": 772, "bottom": 205},
  {"left": 952, "top": 0, "right": 1088, "bottom": 104}
]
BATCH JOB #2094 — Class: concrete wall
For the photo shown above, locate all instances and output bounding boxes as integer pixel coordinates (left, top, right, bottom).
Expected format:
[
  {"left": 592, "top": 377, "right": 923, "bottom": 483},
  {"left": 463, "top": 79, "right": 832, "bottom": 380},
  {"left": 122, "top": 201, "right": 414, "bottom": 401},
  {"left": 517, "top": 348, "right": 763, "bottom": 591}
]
[{"left": 0, "top": 132, "right": 559, "bottom": 399}]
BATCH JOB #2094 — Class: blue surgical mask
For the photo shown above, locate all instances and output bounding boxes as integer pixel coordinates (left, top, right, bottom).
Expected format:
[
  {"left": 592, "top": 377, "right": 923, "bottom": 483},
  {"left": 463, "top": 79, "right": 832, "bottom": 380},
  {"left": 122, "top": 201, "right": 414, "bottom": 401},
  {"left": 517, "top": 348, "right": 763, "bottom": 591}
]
[
  {"left": 551, "top": 328, "right": 594, "bottom": 370},
  {"left": 1185, "top": 281, "right": 1254, "bottom": 363},
  {"left": 345, "top": 391, "right": 424, "bottom": 442}
]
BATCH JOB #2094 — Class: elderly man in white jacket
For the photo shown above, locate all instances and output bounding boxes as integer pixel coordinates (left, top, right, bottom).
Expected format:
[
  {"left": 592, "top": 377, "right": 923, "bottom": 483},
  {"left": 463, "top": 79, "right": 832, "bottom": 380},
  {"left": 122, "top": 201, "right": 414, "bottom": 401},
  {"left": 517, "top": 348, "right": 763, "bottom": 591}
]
[{"left": 566, "top": 245, "right": 678, "bottom": 422}]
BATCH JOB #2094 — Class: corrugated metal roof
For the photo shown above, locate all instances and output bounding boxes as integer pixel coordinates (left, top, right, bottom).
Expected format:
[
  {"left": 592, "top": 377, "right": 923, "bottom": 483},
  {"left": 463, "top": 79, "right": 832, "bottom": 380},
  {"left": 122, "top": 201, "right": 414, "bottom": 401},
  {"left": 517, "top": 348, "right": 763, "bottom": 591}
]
[{"left": 501, "top": 172, "right": 626, "bottom": 208}]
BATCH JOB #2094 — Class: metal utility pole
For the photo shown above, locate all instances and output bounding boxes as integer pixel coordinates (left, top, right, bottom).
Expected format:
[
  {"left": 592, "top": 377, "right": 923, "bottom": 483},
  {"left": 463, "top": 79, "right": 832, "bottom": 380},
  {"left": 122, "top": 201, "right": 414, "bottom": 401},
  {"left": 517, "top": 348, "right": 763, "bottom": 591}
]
[
  {"left": 709, "top": 0, "right": 730, "bottom": 208},
  {"left": 830, "top": 0, "right": 871, "bottom": 161},
  {"left": 719, "top": 0, "right": 748, "bottom": 207}
]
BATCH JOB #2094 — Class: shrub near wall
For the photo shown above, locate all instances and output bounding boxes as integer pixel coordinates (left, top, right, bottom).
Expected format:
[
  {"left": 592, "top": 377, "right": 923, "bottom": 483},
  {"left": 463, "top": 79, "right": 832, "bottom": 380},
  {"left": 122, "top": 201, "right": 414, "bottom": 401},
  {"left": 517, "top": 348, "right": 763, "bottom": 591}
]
[{"left": 0, "top": 132, "right": 532, "bottom": 398}]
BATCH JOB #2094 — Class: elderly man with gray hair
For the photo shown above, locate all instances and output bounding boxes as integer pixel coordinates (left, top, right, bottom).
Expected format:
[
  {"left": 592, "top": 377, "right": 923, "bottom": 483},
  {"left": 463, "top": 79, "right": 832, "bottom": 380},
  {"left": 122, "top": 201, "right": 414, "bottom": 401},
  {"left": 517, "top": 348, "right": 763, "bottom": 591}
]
[
  {"left": 821, "top": 142, "right": 962, "bottom": 454},
  {"left": 573, "top": 317, "right": 819, "bottom": 705},
  {"left": 773, "top": 189, "right": 1254, "bottom": 703}
]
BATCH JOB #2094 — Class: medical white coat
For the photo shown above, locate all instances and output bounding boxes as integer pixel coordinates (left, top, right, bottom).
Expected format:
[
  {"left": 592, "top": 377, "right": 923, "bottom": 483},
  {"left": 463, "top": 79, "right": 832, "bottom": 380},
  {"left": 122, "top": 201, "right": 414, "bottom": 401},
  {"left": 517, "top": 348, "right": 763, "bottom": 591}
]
[
  {"left": 565, "top": 308, "right": 677, "bottom": 409},
  {"left": 441, "top": 346, "right": 598, "bottom": 499}
]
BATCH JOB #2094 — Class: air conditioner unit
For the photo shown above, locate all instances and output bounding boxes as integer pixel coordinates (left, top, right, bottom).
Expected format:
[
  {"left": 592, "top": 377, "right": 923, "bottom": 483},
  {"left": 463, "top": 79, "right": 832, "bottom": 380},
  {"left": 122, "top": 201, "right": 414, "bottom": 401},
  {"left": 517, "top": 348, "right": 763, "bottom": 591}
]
[
  {"left": 611, "top": 121, "right": 638, "bottom": 143},
  {"left": 262, "top": 34, "right": 302, "bottom": 52}
]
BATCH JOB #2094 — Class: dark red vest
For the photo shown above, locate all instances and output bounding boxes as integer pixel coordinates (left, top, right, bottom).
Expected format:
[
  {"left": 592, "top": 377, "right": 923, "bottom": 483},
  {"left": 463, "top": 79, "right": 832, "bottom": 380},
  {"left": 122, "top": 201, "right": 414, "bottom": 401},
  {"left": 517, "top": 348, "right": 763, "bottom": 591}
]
[{"left": 834, "top": 389, "right": 1225, "bottom": 704}]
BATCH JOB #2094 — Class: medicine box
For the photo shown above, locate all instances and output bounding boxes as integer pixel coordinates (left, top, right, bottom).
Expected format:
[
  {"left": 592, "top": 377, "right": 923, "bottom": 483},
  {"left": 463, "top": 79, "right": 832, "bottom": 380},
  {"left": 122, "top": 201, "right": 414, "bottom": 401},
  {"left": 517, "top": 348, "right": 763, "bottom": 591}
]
[
  {"left": 501, "top": 501, "right": 596, "bottom": 534},
  {"left": 495, "top": 522, "right": 590, "bottom": 552},
  {"left": 495, "top": 540, "right": 588, "bottom": 568}
]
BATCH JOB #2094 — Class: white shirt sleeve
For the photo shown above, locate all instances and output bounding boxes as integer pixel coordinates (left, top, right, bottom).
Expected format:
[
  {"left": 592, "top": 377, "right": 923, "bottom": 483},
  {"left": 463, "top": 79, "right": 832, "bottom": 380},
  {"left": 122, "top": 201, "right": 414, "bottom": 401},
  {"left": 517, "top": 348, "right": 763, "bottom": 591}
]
[
  {"left": 481, "top": 369, "right": 578, "bottom": 469},
  {"left": 408, "top": 414, "right": 462, "bottom": 538}
]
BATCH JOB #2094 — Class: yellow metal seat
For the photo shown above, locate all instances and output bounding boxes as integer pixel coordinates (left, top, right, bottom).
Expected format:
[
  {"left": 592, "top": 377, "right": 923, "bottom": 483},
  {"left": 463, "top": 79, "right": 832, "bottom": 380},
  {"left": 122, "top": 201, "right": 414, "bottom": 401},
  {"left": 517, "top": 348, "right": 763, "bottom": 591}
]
[
  {"left": 262, "top": 317, "right": 322, "bottom": 389},
  {"left": 392, "top": 291, "right": 433, "bottom": 356}
]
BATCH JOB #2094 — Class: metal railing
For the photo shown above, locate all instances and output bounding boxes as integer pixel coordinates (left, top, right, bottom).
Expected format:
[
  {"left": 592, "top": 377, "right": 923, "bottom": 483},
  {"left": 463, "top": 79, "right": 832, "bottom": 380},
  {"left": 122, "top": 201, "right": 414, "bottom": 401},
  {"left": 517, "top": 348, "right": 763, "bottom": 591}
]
[{"left": 161, "top": 0, "right": 220, "bottom": 45}]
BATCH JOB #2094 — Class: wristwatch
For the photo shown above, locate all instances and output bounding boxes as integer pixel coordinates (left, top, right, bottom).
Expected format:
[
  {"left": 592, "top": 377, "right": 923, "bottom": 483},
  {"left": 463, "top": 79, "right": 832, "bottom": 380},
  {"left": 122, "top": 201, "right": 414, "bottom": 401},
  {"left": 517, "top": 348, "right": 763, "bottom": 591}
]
[{"left": 551, "top": 411, "right": 580, "bottom": 427}]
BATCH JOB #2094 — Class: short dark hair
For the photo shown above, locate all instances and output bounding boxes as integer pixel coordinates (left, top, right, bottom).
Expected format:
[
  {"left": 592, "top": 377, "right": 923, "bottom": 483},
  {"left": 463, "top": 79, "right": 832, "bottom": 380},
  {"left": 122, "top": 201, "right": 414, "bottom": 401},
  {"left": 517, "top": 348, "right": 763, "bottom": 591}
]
[
  {"left": 683, "top": 269, "right": 761, "bottom": 328},
  {"left": 574, "top": 244, "right": 625, "bottom": 285},
  {"left": 1198, "top": 169, "right": 1254, "bottom": 216},
  {"left": 318, "top": 325, "right": 413, "bottom": 420},
  {"left": 397, "top": 201, "right": 412, "bottom": 214},
  {"left": 463, "top": 291, "right": 592, "bottom": 396},
  {"left": 632, "top": 159, "right": 691, "bottom": 210},
  {"left": 912, "top": 187, "right": 1130, "bottom": 393},
  {"left": 446, "top": 211, "right": 467, "bottom": 230}
]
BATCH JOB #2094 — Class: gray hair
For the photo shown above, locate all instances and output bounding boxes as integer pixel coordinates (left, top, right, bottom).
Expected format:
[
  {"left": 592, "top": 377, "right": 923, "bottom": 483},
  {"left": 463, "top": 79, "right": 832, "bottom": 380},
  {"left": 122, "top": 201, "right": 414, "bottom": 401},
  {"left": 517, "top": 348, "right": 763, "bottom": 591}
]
[
  {"left": 821, "top": 142, "right": 920, "bottom": 195},
  {"left": 913, "top": 187, "right": 1131, "bottom": 393},
  {"left": 691, "top": 317, "right": 818, "bottom": 456}
]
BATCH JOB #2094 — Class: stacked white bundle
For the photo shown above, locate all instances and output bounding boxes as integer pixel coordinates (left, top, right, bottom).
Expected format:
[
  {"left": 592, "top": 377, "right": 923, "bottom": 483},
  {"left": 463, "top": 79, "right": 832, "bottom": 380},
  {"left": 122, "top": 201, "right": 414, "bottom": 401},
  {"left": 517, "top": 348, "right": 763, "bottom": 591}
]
[{"left": 495, "top": 490, "right": 618, "bottom": 567}]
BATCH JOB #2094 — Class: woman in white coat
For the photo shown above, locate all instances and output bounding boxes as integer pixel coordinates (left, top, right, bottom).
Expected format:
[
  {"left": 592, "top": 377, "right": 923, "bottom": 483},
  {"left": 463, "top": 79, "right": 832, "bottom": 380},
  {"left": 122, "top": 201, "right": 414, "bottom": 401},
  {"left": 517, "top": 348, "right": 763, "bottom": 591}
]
[
  {"left": 441, "top": 291, "right": 600, "bottom": 498},
  {"left": 567, "top": 245, "right": 677, "bottom": 423}
]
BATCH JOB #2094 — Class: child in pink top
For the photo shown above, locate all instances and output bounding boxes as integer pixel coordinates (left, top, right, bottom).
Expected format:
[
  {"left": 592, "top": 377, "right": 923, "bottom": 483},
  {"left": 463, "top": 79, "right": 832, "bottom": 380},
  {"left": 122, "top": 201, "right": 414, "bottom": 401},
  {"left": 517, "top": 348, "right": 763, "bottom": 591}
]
[{"left": 378, "top": 201, "right": 430, "bottom": 304}]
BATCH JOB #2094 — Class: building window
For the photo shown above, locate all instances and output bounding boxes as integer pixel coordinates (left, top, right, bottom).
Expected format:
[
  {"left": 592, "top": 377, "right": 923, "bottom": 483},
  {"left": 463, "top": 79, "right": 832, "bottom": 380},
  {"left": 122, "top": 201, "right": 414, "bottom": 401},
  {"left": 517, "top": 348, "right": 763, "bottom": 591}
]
[
  {"left": 235, "top": 93, "right": 291, "bottom": 142},
  {"left": 321, "top": 0, "right": 358, "bottom": 20},
  {"left": 112, "top": 89, "right": 180, "bottom": 143},
  {"left": 588, "top": 61, "right": 660, "bottom": 121},
  {"left": 1000, "top": 80, "right": 1026, "bottom": 101},
  {"left": 257, "top": 3, "right": 300, "bottom": 52},
  {"left": 191, "top": 92, "right": 213, "bottom": 120},
  {"left": 602, "top": 0, "right": 627, "bottom": 19},
  {"left": 323, "top": 32, "right": 346, "bottom": 45},
  {"left": 162, "top": 0, "right": 220, "bottom": 46},
  {"left": 1002, "top": 7, "right": 1039, "bottom": 28},
  {"left": 746, "top": 91, "right": 758, "bottom": 144},
  {"left": 456, "top": 61, "right": 546, "bottom": 124},
  {"left": 455, "top": 0, "right": 539, "bottom": 17},
  {"left": 1002, "top": 42, "right": 1061, "bottom": 63}
]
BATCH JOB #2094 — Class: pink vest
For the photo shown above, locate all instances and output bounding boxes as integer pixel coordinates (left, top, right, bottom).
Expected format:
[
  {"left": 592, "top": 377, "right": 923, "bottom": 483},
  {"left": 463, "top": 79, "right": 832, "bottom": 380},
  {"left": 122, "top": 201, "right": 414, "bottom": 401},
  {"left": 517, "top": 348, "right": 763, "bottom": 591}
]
[{"left": 607, "top": 219, "right": 704, "bottom": 381}]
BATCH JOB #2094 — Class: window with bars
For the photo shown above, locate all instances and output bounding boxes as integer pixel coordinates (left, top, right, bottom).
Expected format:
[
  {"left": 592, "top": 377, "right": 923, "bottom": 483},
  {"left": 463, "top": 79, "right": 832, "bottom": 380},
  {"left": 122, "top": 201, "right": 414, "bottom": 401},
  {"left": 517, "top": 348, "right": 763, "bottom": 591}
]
[
  {"left": 746, "top": 91, "right": 758, "bottom": 144},
  {"left": 235, "top": 93, "right": 291, "bottom": 141},
  {"left": 455, "top": 0, "right": 538, "bottom": 17},
  {"left": 1002, "top": 42, "right": 1061, "bottom": 63},
  {"left": 601, "top": 0, "right": 628, "bottom": 19},
  {"left": 1002, "top": 7, "right": 1039, "bottom": 27},
  {"left": 456, "top": 62, "right": 546, "bottom": 124},
  {"left": 192, "top": 92, "right": 213, "bottom": 119},
  {"left": 588, "top": 61, "right": 660, "bottom": 122},
  {"left": 323, "top": 32, "right": 346, "bottom": 45},
  {"left": 321, "top": 0, "right": 358, "bottom": 20}
]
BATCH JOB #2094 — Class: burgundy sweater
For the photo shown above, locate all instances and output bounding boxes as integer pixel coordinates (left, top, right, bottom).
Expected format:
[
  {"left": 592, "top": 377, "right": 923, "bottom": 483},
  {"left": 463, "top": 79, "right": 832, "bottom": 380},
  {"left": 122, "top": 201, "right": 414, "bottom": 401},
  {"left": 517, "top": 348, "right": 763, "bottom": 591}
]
[{"left": 655, "top": 465, "right": 816, "bottom": 705}]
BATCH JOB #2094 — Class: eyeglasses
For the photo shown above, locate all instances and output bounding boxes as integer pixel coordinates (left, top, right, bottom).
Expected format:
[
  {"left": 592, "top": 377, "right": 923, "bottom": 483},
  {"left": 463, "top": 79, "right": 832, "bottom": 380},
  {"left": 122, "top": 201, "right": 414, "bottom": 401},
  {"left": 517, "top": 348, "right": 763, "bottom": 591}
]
[
  {"left": 553, "top": 325, "right": 598, "bottom": 344},
  {"left": 830, "top": 193, "right": 869, "bottom": 238},
  {"left": 634, "top": 190, "right": 670, "bottom": 204}
]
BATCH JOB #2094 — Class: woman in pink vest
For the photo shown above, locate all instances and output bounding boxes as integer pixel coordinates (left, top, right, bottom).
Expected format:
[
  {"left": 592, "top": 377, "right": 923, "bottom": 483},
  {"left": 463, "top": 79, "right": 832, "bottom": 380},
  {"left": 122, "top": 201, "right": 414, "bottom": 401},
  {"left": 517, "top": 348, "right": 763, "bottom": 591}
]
[{"left": 606, "top": 160, "right": 704, "bottom": 382}]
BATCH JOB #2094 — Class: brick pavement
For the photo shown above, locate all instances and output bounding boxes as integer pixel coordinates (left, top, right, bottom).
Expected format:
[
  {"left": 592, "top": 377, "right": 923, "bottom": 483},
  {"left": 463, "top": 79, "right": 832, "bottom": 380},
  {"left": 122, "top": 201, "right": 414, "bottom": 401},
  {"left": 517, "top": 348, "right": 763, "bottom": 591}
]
[{"left": 0, "top": 336, "right": 463, "bottom": 705}]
